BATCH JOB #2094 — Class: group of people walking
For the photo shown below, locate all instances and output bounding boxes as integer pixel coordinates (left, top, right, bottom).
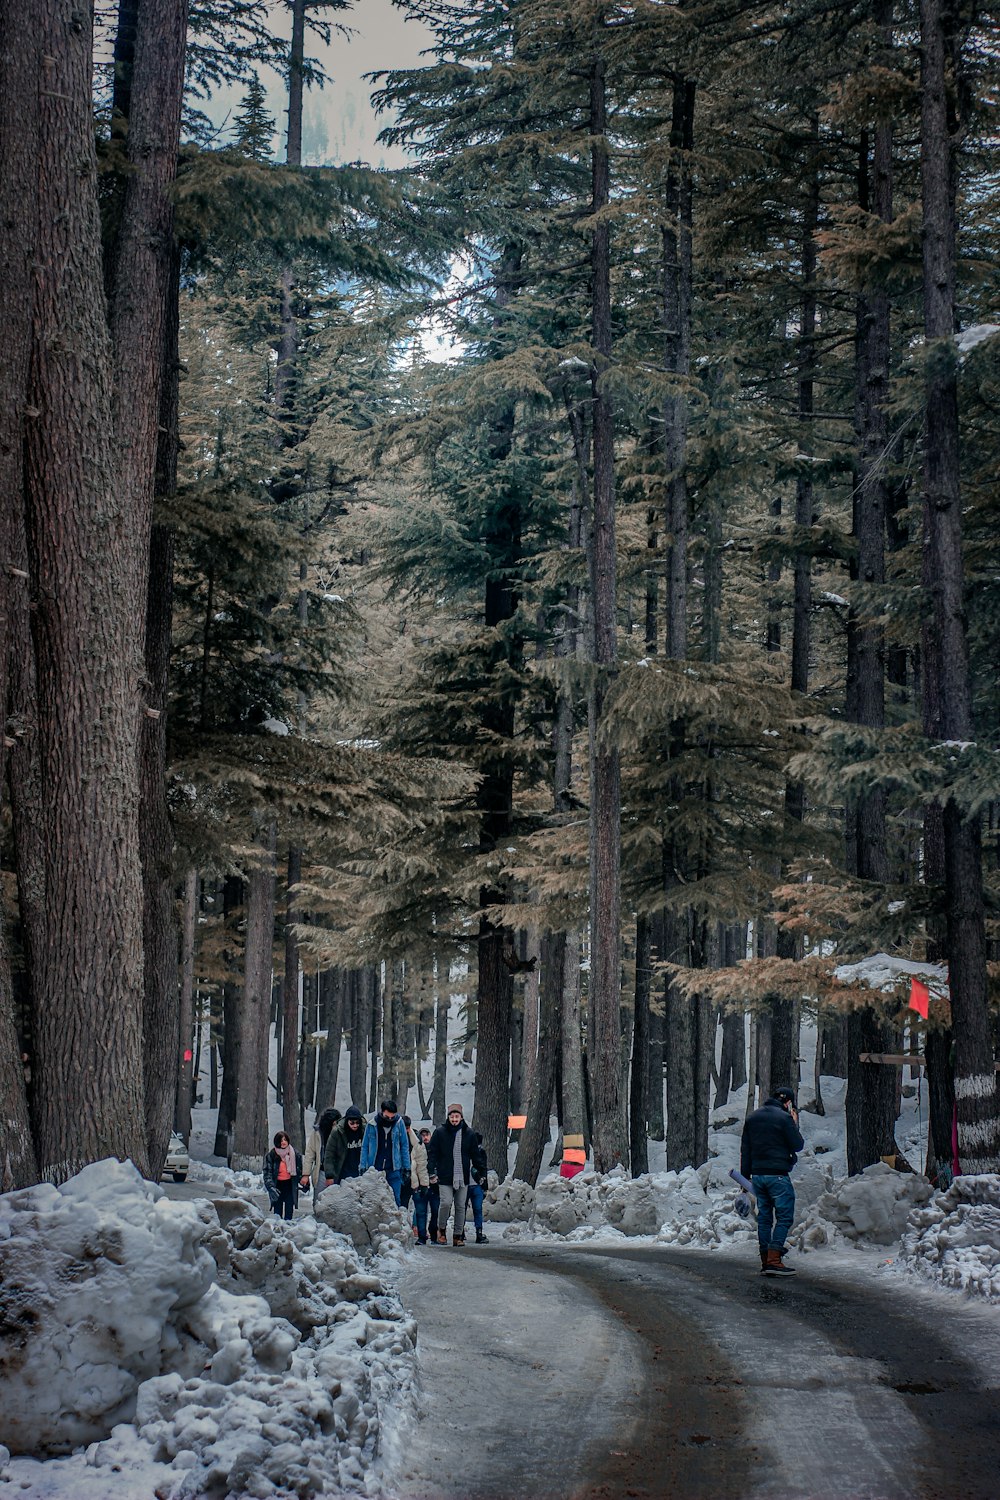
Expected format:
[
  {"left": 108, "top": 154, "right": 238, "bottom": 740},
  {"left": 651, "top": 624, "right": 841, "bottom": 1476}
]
[{"left": 263, "top": 1099, "right": 490, "bottom": 1245}]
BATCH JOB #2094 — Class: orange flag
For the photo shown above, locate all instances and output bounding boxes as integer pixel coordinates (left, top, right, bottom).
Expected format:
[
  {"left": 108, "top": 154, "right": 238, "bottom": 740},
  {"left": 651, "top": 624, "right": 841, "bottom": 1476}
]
[{"left": 909, "top": 977, "right": 930, "bottom": 1020}]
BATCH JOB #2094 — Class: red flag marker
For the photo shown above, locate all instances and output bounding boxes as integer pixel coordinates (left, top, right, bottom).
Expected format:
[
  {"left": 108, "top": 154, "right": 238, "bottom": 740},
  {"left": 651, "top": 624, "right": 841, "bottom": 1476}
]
[
  {"left": 909, "top": 978, "right": 930, "bottom": 1020},
  {"left": 183, "top": 1049, "right": 193, "bottom": 1062}
]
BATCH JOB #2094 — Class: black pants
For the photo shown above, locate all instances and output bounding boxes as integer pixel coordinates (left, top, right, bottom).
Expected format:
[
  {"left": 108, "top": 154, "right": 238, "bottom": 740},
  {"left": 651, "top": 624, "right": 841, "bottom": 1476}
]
[{"left": 272, "top": 1180, "right": 296, "bottom": 1221}]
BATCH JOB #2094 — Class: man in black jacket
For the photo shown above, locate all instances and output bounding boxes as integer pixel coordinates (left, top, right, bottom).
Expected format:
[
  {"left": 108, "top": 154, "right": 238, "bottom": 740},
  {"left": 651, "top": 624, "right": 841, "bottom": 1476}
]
[
  {"left": 427, "top": 1103, "right": 480, "bottom": 1246},
  {"left": 740, "top": 1086, "right": 804, "bottom": 1276}
]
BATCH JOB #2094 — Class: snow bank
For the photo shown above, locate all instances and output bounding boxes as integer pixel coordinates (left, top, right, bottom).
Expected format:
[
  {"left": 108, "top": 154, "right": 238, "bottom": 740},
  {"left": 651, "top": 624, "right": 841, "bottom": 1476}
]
[
  {"left": 314, "top": 1174, "right": 411, "bottom": 1256},
  {"left": 792, "top": 1162, "right": 934, "bottom": 1250},
  {"left": 483, "top": 1152, "right": 960, "bottom": 1261},
  {"left": 0, "top": 1161, "right": 216, "bottom": 1453},
  {"left": 0, "top": 1161, "right": 417, "bottom": 1499},
  {"left": 487, "top": 1158, "right": 830, "bottom": 1242},
  {"left": 899, "top": 1174, "right": 1000, "bottom": 1301}
]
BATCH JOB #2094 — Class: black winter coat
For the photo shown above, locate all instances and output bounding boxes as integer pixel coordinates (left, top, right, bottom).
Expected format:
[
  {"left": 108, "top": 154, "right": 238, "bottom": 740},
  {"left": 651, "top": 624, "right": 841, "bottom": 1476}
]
[
  {"left": 740, "top": 1099, "right": 804, "bottom": 1178},
  {"left": 263, "top": 1148, "right": 303, "bottom": 1208},
  {"left": 427, "top": 1121, "right": 482, "bottom": 1187}
]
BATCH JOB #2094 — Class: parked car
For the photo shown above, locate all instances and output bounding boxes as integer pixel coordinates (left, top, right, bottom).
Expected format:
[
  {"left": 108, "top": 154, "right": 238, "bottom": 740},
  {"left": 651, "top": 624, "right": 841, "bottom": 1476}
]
[{"left": 163, "top": 1131, "right": 189, "bottom": 1183}]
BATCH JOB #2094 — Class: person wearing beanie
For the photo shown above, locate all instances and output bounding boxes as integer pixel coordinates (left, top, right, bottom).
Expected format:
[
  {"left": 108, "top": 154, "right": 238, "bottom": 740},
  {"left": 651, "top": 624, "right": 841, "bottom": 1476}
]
[
  {"left": 302, "top": 1107, "right": 341, "bottom": 1201},
  {"left": 740, "top": 1086, "right": 804, "bottom": 1275},
  {"left": 427, "top": 1103, "right": 478, "bottom": 1245},
  {"left": 323, "top": 1105, "right": 366, "bottom": 1186},
  {"left": 359, "top": 1098, "right": 411, "bottom": 1205}
]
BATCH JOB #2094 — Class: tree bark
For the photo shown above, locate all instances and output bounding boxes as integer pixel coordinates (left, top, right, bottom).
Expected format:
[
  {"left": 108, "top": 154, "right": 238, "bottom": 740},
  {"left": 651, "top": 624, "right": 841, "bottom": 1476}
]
[
  {"left": 772, "top": 136, "right": 819, "bottom": 1094},
  {"left": 0, "top": 0, "right": 40, "bottom": 1189},
  {"left": 919, "top": 0, "right": 999, "bottom": 1173},
  {"left": 513, "top": 932, "right": 562, "bottom": 1185},
  {"left": 433, "top": 965, "right": 449, "bottom": 1123},
  {"left": 175, "top": 869, "right": 197, "bottom": 1140},
  {"left": 845, "top": 94, "right": 900, "bottom": 1172},
  {"left": 561, "top": 931, "right": 586, "bottom": 1142},
  {"left": 281, "top": 848, "right": 303, "bottom": 1147},
  {"left": 350, "top": 969, "right": 368, "bottom": 1109},
  {"left": 587, "top": 41, "right": 627, "bottom": 1174},
  {"left": 24, "top": 0, "right": 149, "bottom": 1180},
  {"left": 629, "top": 913, "right": 652, "bottom": 1174},
  {"left": 314, "top": 969, "right": 344, "bottom": 1112},
  {"left": 231, "top": 827, "right": 276, "bottom": 1172},
  {"left": 214, "top": 875, "right": 243, "bottom": 1158}
]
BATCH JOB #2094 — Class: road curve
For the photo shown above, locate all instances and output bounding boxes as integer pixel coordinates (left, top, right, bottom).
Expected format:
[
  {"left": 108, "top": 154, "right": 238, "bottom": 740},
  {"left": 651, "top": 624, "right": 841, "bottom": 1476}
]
[{"left": 392, "top": 1241, "right": 1000, "bottom": 1500}]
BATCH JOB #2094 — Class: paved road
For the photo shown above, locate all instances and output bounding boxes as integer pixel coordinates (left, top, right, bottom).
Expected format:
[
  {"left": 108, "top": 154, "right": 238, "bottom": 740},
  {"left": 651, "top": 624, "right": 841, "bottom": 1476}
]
[{"left": 393, "top": 1242, "right": 1000, "bottom": 1500}]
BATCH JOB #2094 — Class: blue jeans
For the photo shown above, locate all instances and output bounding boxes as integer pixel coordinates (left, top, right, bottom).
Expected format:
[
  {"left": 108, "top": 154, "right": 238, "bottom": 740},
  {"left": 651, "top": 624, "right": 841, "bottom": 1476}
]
[
  {"left": 384, "top": 1168, "right": 403, "bottom": 1205},
  {"left": 468, "top": 1182, "right": 484, "bottom": 1231},
  {"left": 753, "top": 1174, "right": 795, "bottom": 1252},
  {"left": 412, "top": 1186, "right": 429, "bottom": 1241}
]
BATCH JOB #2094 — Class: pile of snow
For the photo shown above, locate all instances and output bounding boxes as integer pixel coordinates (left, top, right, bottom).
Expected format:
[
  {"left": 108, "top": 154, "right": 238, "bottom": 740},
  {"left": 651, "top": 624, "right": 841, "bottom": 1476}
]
[
  {"left": 792, "top": 1162, "right": 934, "bottom": 1250},
  {"left": 488, "top": 1152, "right": 838, "bottom": 1248},
  {"left": 314, "top": 1174, "right": 411, "bottom": 1256},
  {"left": 899, "top": 1174, "right": 1000, "bottom": 1301},
  {"left": 0, "top": 1161, "right": 417, "bottom": 1499}
]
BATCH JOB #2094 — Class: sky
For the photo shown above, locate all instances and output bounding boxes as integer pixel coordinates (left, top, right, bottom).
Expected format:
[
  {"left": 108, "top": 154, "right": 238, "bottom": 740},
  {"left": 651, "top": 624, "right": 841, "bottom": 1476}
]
[{"left": 248, "top": 0, "right": 435, "bottom": 168}]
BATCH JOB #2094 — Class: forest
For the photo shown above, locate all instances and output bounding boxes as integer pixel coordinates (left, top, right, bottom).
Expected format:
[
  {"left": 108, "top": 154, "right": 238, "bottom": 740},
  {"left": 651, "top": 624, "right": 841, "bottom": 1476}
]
[{"left": 1, "top": 0, "right": 998, "bottom": 1196}]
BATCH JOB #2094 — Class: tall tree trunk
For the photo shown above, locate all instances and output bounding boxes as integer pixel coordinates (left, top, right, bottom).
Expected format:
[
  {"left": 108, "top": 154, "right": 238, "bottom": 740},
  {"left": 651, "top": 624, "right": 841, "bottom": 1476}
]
[
  {"left": 0, "top": 0, "right": 39, "bottom": 1189},
  {"left": 513, "top": 932, "right": 562, "bottom": 1185},
  {"left": 846, "top": 92, "right": 899, "bottom": 1174},
  {"left": 286, "top": 0, "right": 306, "bottom": 168},
  {"left": 587, "top": 41, "right": 626, "bottom": 1174},
  {"left": 175, "top": 870, "right": 197, "bottom": 1140},
  {"left": 433, "top": 964, "right": 449, "bottom": 1122},
  {"left": 660, "top": 75, "right": 699, "bottom": 1169},
  {"left": 314, "top": 969, "right": 344, "bottom": 1112},
  {"left": 648, "top": 915, "right": 665, "bottom": 1141},
  {"left": 231, "top": 827, "right": 275, "bottom": 1172},
  {"left": 919, "top": 0, "right": 999, "bottom": 1173},
  {"left": 561, "top": 931, "right": 586, "bottom": 1142},
  {"left": 368, "top": 965, "right": 381, "bottom": 1112},
  {"left": 24, "top": 0, "right": 149, "bottom": 1180},
  {"left": 281, "top": 848, "right": 303, "bottom": 1147},
  {"left": 772, "top": 134, "right": 819, "bottom": 1093},
  {"left": 350, "top": 970, "right": 368, "bottom": 1109},
  {"left": 629, "top": 913, "right": 652, "bottom": 1174},
  {"left": 214, "top": 875, "right": 244, "bottom": 1158}
]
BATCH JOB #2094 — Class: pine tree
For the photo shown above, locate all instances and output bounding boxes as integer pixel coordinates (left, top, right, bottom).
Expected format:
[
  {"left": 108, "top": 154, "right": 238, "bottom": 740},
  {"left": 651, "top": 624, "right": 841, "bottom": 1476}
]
[{"left": 233, "top": 74, "right": 276, "bottom": 161}]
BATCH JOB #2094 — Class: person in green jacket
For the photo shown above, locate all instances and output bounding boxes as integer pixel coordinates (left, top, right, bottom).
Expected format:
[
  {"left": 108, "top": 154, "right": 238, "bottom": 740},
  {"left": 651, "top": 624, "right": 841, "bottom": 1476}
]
[{"left": 322, "top": 1105, "right": 366, "bottom": 1186}]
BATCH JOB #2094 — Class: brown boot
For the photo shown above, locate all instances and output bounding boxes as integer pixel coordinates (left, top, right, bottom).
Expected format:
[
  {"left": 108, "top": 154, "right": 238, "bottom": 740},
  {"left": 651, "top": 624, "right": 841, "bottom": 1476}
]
[
  {"left": 763, "top": 1248, "right": 795, "bottom": 1276},
  {"left": 436, "top": 1231, "right": 448, "bottom": 1245},
  {"left": 452, "top": 1234, "right": 465, "bottom": 1246},
  {"left": 759, "top": 1246, "right": 769, "bottom": 1272}
]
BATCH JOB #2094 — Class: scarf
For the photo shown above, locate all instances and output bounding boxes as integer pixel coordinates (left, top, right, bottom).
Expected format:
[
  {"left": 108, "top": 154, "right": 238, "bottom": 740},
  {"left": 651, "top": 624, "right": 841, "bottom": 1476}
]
[
  {"left": 452, "top": 1124, "right": 464, "bottom": 1189},
  {"left": 277, "top": 1142, "right": 297, "bottom": 1178}
]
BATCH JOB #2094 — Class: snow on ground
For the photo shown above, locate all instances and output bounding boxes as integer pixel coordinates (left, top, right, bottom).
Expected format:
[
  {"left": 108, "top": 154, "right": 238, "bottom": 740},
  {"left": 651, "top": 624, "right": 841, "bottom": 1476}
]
[
  {"left": 0, "top": 1162, "right": 417, "bottom": 1500},
  {"left": 899, "top": 1172, "right": 1000, "bottom": 1301}
]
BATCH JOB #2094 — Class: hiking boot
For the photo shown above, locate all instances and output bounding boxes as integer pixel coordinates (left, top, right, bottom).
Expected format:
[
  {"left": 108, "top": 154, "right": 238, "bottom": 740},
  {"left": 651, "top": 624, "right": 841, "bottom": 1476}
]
[
  {"left": 476, "top": 1231, "right": 489, "bottom": 1244},
  {"left": 763, "top": 1248, "right": 796, "bottom": 1276},
  {"left": 435, "top": 1231, "right": 448, "bottom": 1245},
  {"left": 453, "top": 1234, "right": 465, "bottom": 1246},
  {"left": 759, "top": 1246, "right": 769, "bottom": 1271}
]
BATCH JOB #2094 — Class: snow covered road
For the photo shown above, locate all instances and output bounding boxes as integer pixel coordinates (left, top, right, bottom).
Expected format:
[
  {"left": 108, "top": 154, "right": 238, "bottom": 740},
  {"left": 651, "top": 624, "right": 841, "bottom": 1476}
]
[{"left": 391, "top": 1242, "right": 1000, "bottom": 1500}]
